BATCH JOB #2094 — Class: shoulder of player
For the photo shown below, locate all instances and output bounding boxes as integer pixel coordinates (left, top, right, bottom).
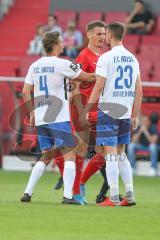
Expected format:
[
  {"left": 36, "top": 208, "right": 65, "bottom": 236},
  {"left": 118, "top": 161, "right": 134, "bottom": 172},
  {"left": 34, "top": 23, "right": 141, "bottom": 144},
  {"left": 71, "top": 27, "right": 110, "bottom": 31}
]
[
  {"left": 29, "top": 57, "right": 46, "bottom": 68},
  {"left": 128, "top": 51, "right": 139, "bottom": 64},
  {"left": 79, "top": 48, "right": 88, "bottom": 54},
  {"left": 75, "top": 49, "right": 89, "bottom": 64},
  {"left": 56, "top": 58, "right": 81, "bottom": 73},
  {"left": 28, "top": 60, "right": 39, "bottom": 71},
  {"left": 77, "top": 48, "right": 90, "bottom": 58},
  {"left": 123, "top": 48, "right": 139, "bottom": 64},
  {"left": 54, "top": 57, "right": 73, "bottom": 67}
]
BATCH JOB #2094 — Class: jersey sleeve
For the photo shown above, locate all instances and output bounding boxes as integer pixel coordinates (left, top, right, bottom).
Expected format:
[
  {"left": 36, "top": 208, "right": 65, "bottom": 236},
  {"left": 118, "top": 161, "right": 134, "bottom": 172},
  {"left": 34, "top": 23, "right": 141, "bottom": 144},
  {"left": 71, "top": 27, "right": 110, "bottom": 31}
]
[
  {"left": 75, "top": 54, "right": 88, "bottom": 71},
  {"left": 59, "top": 59, "right": 82, "bottom": 79},
  {"left": 96, "top": 54, "right": 109, "bottom": 78},
  {"left": 25, "top": 65, "right": 34, "bottom": 85}
]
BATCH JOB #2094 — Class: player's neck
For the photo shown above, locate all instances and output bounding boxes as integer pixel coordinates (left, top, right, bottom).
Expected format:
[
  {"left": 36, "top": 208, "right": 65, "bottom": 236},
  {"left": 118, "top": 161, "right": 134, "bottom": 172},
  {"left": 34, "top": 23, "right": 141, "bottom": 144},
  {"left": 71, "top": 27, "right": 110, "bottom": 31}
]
[
  {"left": 47, "top": 51, "right": 59, "bottom": 57},
  {"left": 88, "top": 44, "right": 101, "bottom": 56},
  {"left": 111, "top": 41, "right": 123, "bottom": 49}
]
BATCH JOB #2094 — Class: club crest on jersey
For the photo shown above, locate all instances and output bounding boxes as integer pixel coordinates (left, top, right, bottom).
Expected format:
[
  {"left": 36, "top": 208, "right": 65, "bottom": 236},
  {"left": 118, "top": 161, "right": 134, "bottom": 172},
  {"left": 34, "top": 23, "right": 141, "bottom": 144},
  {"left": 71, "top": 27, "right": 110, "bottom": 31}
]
[{"left": 70, "top": 63, "right": 80, "bottom": 72}]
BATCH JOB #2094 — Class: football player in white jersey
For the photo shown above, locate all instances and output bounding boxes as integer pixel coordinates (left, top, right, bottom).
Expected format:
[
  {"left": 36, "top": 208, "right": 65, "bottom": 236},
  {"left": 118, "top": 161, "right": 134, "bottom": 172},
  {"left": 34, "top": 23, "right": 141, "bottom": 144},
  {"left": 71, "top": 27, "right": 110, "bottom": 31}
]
[
  {"left": 83, "top": 22, "right": 143, "bottom": 206},
  {"left": 20, "top": 31, "right": 96, "bottom": 204}
]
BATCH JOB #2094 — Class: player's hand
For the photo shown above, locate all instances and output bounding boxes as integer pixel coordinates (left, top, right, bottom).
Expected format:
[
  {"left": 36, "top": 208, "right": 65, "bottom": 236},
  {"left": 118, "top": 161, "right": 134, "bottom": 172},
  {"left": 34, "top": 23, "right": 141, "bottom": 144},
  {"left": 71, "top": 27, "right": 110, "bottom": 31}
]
[
  {"left": 30, "top": 112, "right": 35, "bottom": 126},
  {"left": 131, "top": 117, "right": 138, "bottom": 131},
  {"left": 132, "top": 5, "right": 141, "bottom": 15},
  {"left": 79, "top": 112, "right": 90, "bottom": 128},
  {"left": 88, "top": 73, "right": 96, "bottom": 82},
  {"left": 86, "top": 112, "right": 89, "bottom": 121},
  {"left": 146, "top": 24, "right": 152, "bottom": 33}
]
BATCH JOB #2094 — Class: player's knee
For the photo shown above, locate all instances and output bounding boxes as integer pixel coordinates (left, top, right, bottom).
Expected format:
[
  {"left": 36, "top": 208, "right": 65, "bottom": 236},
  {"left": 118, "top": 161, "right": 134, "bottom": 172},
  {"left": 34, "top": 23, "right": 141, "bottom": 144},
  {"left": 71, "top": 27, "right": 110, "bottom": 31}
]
[
  {"left": 75, "top": 143, "right": 88, "bottom": 157},
  {"left": 41, "top": 150, "right": 53, "bottom": 165},
  {"left": 117, "top": 144, "right": 125, "bottom": 154},
  {"left": 39, "top": 159, "right": 50, "bottom": 166},
  {"left": 63, "top": 147, "right": 76, "bottom": 161}
]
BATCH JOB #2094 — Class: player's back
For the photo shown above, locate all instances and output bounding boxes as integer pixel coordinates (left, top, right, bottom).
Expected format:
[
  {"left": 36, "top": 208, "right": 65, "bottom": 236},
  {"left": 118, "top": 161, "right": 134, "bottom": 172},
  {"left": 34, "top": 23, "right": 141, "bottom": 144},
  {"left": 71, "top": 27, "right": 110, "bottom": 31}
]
[
  {"left": 30, "top": 56, "right": 69, "bottom": 99},
  {"left": 97, "top": 45, "right": 140, "bottom": 119},
  {"left": 25, "top": 56, "right": 81, "bottom": 125}
]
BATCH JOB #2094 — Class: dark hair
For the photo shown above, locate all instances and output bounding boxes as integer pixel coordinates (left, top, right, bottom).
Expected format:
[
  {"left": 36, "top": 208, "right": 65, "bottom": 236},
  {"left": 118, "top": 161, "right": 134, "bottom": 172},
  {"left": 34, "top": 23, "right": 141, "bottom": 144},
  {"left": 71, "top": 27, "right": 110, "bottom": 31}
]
[
  {"left": 86, "top": 20, "right": 106, "bottom": 32},
  {"left": 42, "top": 31, "right": 60, "bottom": 53},
  {"left": 135, "top": 0, "right": 144, "bottom": 5},
  {"left": 106, "top": 22, "right": 125, "bottom": 41},
  {"left": 48, "top": 14, "right": 58, "bottom": 21}
]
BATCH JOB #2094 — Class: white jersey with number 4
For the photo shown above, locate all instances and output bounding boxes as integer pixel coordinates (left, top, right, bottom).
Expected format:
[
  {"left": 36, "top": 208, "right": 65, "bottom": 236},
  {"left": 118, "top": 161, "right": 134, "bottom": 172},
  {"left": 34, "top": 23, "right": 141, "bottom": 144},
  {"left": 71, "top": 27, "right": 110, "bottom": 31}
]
[
  {"left": 25, "top": 56, "right": 81, "bottom": 126},
  {"left": 96, "top": 45, "right": 140, "bottom": 119}
]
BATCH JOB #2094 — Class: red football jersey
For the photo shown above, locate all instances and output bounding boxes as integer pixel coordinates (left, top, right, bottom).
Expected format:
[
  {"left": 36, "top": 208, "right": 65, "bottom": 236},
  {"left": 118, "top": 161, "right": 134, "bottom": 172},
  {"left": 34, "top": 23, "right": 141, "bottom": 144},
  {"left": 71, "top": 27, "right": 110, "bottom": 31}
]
[{"left": 75, "top": 47, "right": 101, "bottom": 105}]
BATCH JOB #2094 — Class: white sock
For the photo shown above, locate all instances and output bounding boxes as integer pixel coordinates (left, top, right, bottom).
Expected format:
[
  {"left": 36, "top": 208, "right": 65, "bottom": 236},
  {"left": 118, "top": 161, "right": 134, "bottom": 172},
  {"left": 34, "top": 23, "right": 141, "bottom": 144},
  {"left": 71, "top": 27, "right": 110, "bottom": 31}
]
[
  {"left": 63, "top": 161, "right": 76, "bottom": 199},
  {"left": 105, "top": 154, "right": 119, "bottom": 202},
  {"left": 24, "top": 161, "right": 46, "bottom": 196},
  {"left": 118, "top": 153, "right": 134, "bottom": 193}
]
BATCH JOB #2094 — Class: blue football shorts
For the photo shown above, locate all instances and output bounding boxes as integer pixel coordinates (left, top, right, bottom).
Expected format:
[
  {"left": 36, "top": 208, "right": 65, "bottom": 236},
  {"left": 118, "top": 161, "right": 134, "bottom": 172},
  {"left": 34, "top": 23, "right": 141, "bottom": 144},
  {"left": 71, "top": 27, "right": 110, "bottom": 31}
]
[
  {"left": 96, "top": 110, "right": 131, "bottom": 146},
  {"left": 36, "top": 121, "right": 76, "bottom": 151}
]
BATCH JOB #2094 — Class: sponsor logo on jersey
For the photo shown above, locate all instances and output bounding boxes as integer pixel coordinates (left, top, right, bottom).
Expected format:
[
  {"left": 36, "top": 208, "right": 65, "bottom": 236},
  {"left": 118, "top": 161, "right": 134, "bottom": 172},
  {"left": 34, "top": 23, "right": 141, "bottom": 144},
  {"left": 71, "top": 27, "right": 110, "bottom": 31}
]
[{"left": 70, "top": 63, "right": 80, "bottom": 72}]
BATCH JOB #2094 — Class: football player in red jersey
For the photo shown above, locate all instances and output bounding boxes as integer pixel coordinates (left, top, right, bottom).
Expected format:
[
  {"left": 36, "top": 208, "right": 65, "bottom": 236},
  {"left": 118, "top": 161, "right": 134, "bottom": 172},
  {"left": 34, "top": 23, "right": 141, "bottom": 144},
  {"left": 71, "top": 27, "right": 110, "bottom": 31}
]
[
  {"left": 54, "top": 20, "right": 108, "bottom": 204},
  {"left": 70, "top": 20, "right": 108, "bottom": 204}
]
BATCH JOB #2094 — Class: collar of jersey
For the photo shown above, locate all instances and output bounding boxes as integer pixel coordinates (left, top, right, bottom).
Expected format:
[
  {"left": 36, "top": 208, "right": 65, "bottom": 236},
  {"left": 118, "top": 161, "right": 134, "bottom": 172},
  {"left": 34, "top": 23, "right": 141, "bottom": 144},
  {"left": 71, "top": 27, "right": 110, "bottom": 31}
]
[{"left": 112, "top": 45, "right": 124, "bottom": 50}]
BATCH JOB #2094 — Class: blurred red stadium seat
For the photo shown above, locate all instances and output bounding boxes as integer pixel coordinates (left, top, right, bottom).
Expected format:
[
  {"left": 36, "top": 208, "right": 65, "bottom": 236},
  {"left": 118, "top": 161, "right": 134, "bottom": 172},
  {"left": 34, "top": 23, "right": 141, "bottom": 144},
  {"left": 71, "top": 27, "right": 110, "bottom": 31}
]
[
  {"left": 78, "top": 11, "right": 102, "bottom": 33},
  {"left": 19, "top": 56, "right": 39, "bottom": 77},
  {"left": 54, "top": 10, "right": 77, "bottom": 31},
  {"left": 139, "top": 35, "right": 160, "bottom": 64},
  {"left": 141, "top": 35, "right": 160, "bottom": 45},
  {"left": 0, "top": 59, "right": 20, "bottom": 76},
  {"left": 139, "top": 60, "right": 152, "bottom": 82},
  {"left": 0, "top": 0, "right": 49, "bottom": 75},
  {"left": 123, "top": 35, "right": 141, "bottom": 54},
  {"left": 105, "top": 12, "right": 128, "bottom": 24},
  {"left": 152, "top": 63, "right": 160, "bottom": 82},
  {"left": 138, "top": 45, "right": 160, "bottom": 63},
  {"left": 154, "top": 15, "right": 160, "bottom": 35}
]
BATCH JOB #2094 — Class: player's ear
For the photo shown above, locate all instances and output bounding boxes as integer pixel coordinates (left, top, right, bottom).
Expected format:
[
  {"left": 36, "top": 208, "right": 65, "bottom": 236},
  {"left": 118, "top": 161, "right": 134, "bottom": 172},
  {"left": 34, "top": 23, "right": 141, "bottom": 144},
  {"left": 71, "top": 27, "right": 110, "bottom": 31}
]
[
  {"left": 109, "top": 31, "right": 112, "bottom": 40},
  {"left": 53, "top": 44, "right": 57, "bottom": 50},
  {"left": 87, "top": 31, "right": 92, "bottom": 39}
]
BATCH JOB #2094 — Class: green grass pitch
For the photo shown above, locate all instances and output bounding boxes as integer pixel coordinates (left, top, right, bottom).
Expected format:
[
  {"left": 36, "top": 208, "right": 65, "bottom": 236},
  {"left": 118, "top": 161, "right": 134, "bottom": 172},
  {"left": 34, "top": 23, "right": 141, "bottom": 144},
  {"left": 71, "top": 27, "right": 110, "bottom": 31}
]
[{"left": 0, "top": 170, "right": 160, "bottom": 240}]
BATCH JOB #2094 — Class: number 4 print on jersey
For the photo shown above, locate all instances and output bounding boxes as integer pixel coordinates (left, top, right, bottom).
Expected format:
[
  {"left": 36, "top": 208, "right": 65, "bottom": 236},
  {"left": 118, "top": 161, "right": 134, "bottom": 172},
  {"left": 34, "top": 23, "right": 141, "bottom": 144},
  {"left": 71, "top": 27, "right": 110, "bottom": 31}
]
[{"left": 39, "top": 75, "right": 49, "bottom": 98}]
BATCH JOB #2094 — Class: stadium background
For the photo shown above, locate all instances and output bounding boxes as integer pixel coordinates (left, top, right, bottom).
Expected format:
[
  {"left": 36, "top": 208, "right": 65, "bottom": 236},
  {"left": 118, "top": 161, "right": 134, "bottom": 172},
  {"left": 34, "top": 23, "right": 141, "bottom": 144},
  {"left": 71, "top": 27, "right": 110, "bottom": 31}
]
[
  {"left": 0, "top": 1, "right": 160, "bottom": 240},
  {"left": 0, "top": 0, "right": 160, "bottom": 174}
]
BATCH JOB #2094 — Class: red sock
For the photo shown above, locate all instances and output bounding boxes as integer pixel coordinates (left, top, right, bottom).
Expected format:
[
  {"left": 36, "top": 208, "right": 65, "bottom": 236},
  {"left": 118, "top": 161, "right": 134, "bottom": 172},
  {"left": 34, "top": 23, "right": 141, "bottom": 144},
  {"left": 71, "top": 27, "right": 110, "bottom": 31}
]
[
  {"left": 73, "top": 155, "right": 84, "bottom": 195},
  {"left": 80, "top": 153, "right": 105, "bottom": 185},
  {"left": 54, "top": 155, "right": 64, "bottom": 176}
]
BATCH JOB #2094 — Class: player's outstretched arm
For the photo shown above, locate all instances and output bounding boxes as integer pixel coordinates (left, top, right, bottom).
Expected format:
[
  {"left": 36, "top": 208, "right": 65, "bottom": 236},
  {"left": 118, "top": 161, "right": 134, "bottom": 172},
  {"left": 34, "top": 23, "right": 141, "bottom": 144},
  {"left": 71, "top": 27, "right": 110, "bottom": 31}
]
[
  {"left": 22, "top": 83, "right": 35, "bottom": 126},
  {"left": 76, "top": 71, "right": 96, "bottom": 82},
  {"left": 131, "top": 74, "right": 143, "bottom": 130}
]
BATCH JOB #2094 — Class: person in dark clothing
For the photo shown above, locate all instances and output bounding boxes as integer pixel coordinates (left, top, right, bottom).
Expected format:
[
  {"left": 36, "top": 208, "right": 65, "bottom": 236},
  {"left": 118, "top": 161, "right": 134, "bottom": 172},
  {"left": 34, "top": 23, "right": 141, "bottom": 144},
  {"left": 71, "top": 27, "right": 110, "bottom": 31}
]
[
  {"left": 125, "top": 0, "right": 155, "bottom": 35},
  {"left": 127, "top": 115, "right": 159, "bottom": 176}
]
